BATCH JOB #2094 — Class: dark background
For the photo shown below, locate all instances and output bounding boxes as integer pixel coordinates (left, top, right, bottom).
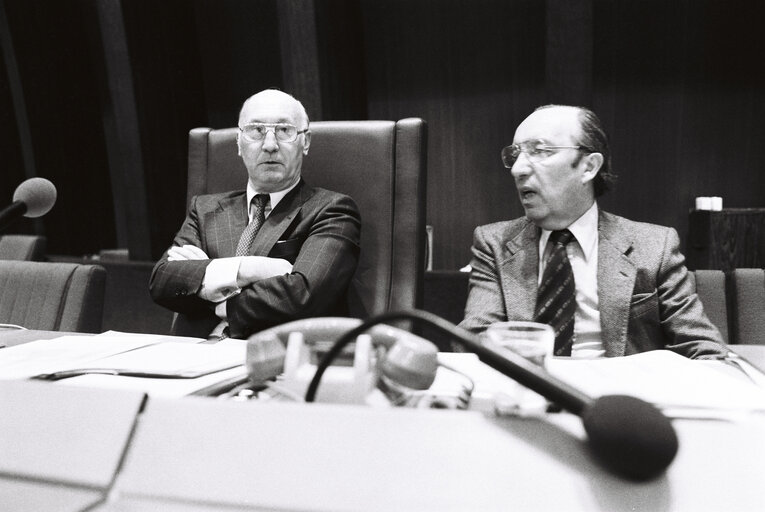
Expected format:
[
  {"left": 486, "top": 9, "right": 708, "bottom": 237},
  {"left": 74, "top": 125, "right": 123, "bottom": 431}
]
[{"left": 2, "top": 0, "right": 764, "bottom": 270}]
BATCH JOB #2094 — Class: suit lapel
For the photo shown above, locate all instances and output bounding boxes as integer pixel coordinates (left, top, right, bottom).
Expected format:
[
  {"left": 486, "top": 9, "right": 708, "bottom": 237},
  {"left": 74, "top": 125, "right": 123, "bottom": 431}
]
[
  {"left": 250, "top": 180, "right": 314, "bottom": 256},
  {"left": 209, "top": 192, "right": 248, "bottom": 257},
  {"left": 500, "top": 220, "right": 540, "bottom": 321},
  {"left": 597, "top": 211, "right": 637, "bottom": 357}
]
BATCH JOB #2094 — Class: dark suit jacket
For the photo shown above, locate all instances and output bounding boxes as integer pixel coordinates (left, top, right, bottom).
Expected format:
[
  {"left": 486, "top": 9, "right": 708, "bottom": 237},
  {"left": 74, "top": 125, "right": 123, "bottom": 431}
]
[
  {"left": 150, "top": 180, "right": 361, "bottom": 338},
  {"left": 459, "top": 210, "right": 727, "bottom": 359}
]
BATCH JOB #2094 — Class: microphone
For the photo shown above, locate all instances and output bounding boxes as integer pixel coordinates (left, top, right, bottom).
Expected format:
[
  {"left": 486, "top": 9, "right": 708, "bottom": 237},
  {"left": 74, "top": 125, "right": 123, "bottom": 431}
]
[
  {"left": 305, "top": 309, "right": 679, "bottom": 481},
  {"left": 0, "top": 178, "right": 57, "bottom": 232}
]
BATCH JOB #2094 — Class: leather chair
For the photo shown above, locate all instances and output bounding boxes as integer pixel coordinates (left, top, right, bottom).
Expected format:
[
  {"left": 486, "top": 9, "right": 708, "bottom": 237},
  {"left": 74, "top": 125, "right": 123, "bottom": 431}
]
[
  {"left": 730, "top": 268, "right": 765, "bottom": 345},
  {"left": 174, "top": 119, "right": 427, "bottom": 334},
  {"left": 0, "top": 261, "right": 106, "bottom": 333},
  {"left": 0, "top": 235, "right": 46, "bottom": 261},
  {"left": 691, "top": 269, "right": 729, "bottom": 344}
]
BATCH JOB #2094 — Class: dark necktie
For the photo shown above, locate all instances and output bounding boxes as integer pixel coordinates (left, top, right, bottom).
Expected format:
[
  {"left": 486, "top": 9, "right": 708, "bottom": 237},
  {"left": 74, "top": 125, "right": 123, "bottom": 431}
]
[
  {"left": 235, "top": 194, "right": 268, "bottom": 256},
  {"left": 534, "top": 229, "right": 576, "bottom": 356}
]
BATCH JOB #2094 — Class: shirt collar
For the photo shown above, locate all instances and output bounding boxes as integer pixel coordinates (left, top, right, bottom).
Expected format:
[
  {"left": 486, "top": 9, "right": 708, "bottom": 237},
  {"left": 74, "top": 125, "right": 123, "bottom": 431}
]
[
  {"left": 246, "top": 178, "right": 301, "bottom": 212},
  {"left": 539, "top": 201, "right": 599, "bottom": 262}
]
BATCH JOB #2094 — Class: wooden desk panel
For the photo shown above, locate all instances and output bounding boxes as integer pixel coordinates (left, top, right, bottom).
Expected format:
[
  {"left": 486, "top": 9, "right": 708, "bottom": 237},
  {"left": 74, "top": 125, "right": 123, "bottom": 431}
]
[{"left": 688, "top": 209, "right": 765, "bottom": 271}]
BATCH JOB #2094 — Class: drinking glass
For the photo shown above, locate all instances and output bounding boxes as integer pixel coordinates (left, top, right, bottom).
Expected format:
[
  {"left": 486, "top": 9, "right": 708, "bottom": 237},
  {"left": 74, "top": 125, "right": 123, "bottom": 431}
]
[{"left": 483, "top": 321, "right": 554, "bottom": 415}]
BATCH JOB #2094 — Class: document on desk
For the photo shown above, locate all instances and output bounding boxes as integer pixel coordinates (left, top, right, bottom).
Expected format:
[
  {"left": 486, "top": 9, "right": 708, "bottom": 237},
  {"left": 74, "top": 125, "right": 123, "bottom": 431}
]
[
  {"left": 546, "top": 351, "right": 765, "bottom": 417},
  {"left": 0, "top": 334, "right": 159, "bottom": 379},
  {"left": 0, "top": 332, "right": 247, "bottom": 397}
]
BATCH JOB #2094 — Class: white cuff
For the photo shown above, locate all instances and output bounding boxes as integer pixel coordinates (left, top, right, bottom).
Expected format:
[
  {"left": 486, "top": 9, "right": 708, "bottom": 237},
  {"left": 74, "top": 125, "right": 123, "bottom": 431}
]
[{"left": 199, "top": 257, "right": 243, "bottom": 302}]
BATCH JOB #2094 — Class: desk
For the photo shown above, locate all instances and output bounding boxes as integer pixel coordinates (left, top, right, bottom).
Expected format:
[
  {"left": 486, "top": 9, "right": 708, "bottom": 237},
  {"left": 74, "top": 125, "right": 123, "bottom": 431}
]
[
  {"left": 97, "top": 398, "right": 765, "bottom": 512},
  {"left": 2, "top": 332, "right": 765, "bottom": 511},
  {"left": 0, "top": 380, "right": 145, "bottom": 512}
]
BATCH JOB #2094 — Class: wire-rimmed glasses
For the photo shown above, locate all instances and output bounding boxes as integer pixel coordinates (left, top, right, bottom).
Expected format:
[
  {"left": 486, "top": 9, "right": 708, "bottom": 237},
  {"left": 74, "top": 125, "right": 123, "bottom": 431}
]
[
  {"left": 501, "top": 139, "right": 586, "bottom": 168},
  {"left": 239, "top": 123, "right": 308, "bottom": 143}
]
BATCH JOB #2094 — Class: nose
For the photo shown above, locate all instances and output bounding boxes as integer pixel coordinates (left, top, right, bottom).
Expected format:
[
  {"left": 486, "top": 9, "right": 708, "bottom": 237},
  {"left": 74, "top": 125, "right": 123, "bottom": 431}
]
[
  {"left": 510, "top": 152, "right": 532, "bottom": 179},
  {"left": 261, "top": 129, "right": 279, "bottom": 152}
]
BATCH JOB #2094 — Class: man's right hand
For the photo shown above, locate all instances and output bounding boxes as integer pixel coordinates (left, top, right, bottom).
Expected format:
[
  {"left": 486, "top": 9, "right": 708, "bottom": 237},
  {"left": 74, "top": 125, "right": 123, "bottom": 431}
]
[
  {"left": 167, "top": 245, "right": 209, "bottom": 261},
  {"left": 236, "top": 256, "right": 293, "bottom": 287}
]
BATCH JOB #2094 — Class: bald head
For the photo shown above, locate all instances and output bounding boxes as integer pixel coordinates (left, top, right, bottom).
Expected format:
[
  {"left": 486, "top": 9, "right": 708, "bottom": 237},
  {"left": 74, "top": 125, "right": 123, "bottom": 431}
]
[{"left": 238, "top": 90, "right": 309, "bottom": 130}]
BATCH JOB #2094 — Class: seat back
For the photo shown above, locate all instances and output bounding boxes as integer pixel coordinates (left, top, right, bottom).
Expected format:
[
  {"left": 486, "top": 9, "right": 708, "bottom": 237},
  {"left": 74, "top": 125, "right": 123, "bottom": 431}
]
[
  {"left": 730, "top": 268, "right": 765, "bottom": 345},
  {"left": 0, "top": 235, "right": 46, "bottom": 261},
  {"left": 690, "top": 269, "right": 729, "bottom": 344},
  {"left": 186, "top": 119, "right": 427, "bottom": 319},
  {"left": 0, "top": 261, "right": 106, "bottom": 332}
]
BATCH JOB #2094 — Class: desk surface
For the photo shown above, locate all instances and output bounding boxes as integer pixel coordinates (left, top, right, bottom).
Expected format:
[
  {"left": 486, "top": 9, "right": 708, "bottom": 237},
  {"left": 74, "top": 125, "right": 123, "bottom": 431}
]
[
  {"left": 98, "top": 398, "right": 765, "bottom": 512},
  {"left": 2, "top": 332, "right": 765, "bottom": 511}
]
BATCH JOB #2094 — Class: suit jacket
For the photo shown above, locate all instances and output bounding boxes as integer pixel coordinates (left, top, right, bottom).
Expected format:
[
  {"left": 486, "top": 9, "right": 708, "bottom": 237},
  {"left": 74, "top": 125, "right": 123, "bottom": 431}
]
[
  {"left": 150, "top": 179, "right": 361, "bottom": 339},
  {"left": 459, "top": 210, "right": 727, "bottom": 359}
]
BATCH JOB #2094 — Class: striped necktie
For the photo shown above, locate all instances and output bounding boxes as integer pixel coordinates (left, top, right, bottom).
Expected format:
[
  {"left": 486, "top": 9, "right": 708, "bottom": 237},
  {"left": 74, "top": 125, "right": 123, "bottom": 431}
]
[
  {"left": 235, "top": 194, "right": 268, "bottom": 256},
  {"left": 534, "top": 229, "right": 576, "bottom": 356}
]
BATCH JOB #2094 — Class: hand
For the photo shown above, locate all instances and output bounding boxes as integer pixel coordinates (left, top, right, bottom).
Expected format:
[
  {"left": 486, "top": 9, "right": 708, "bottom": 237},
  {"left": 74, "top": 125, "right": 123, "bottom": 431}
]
[
  {"left": 237, "top": 256, "right": 293, "bottom": 286},
  {"left": 167, "top": 244, "right": 209, "bottom": 261}
]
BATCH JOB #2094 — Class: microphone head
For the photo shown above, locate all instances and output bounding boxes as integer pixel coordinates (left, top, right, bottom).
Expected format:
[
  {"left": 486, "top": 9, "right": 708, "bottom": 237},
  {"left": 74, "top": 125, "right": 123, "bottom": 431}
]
[
  {"left": 581, "top": 395, "right": 678, "bottom": 480},
  {"left": 13, "top": 178, "right": 57, "bottom": 218}
]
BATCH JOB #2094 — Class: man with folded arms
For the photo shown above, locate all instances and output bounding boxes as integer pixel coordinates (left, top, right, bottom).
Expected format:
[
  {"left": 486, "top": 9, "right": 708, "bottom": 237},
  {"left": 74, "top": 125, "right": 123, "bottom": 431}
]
[
  {"left": 459, "top": 105, "right": 726, "bottom": 359},
  {"left": 150, "top": 89, "right": 361, "bottom": 339}
]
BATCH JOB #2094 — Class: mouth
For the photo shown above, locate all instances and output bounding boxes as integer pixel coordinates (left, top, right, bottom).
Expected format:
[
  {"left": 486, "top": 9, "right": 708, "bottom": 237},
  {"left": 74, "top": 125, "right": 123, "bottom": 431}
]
[{"left": 519, "top": 186, "right": 537, "bottom": 201}]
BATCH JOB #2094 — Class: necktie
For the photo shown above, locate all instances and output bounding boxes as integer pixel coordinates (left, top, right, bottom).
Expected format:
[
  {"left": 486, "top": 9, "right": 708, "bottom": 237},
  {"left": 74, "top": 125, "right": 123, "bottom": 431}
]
[
  {"left": 534, "top": 229, "right": 576, "bottom": 356},
  {"left": 235, "top": 194, "right": 268, "bottom": 256}
]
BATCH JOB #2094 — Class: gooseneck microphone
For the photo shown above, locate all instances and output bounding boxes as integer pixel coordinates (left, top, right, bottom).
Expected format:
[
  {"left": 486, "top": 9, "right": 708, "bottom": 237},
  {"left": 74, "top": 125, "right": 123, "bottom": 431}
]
[
  {"left": 305, "top": 309, "right": 679, "bottom": 481},
  {"left": 0, "top": 178, "right": 57, "bottom": 232}
]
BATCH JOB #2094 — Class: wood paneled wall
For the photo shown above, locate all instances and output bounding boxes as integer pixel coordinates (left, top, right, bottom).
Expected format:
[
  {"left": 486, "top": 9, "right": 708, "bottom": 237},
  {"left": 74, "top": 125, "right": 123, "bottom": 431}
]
[{"left": 2, "top": 0, "right": 764, "bottom": 268}]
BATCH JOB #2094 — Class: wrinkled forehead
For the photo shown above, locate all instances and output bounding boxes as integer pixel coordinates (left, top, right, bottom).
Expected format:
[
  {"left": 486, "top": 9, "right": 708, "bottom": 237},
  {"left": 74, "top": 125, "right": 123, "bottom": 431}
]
[
  {"left": 513, "top": 107, "right": 581, "bottom": 144},
  {"left": 239, "top": 91, "right": 306, "bottom": 127}
]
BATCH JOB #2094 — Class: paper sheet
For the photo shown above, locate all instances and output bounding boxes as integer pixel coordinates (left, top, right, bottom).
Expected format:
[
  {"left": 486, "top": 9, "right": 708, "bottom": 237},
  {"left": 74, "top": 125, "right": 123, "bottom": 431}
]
[
  {"left": 433, "top": 350, "right": 765, "bottom": 417},
  {"left": 546, "top": 350, "right": 765, "bottom": 412}
]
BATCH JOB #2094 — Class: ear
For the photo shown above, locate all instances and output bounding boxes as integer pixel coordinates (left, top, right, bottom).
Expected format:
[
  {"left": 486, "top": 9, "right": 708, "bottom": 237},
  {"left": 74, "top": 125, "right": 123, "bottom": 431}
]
[
  {"left": 302, "top": 130, "right": 312, "bottom": 155},
  {"left": 236, "top": 132, "right": 242, "bottom": 156},
  {"left": 580, "top": 152, "right": 603, "bottom": 184}
]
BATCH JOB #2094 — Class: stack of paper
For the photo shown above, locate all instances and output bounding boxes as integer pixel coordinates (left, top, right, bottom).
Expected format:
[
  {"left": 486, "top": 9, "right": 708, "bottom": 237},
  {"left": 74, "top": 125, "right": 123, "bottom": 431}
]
[
  {"left": 0, "top": 332, "right": 248, "bottom": 398},
  {"left": 547, "top": 351, "right": 765, "bottom": 417}
]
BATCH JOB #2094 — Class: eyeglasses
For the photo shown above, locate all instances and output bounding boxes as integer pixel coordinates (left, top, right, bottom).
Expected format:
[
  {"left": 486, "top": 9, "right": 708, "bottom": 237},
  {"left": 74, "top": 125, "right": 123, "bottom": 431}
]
[
  {"left": 239, "top": 123, "right": 308, "bottom": 143},
  {"left": 501, "top": 139, "right": 585, "bottom": 168}
]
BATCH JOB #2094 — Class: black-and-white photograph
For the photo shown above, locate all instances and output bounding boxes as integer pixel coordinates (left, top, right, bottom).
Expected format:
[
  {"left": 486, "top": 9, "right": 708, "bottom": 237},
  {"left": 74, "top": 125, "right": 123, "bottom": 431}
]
[{"left": 1, "top": 1, "right": 764, "bottom": 510}]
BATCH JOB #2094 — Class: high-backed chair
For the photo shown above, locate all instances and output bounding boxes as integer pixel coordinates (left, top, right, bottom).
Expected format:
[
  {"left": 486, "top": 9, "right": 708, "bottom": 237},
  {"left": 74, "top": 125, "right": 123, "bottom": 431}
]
[
  {"left": 730, "top": 268, "right": 765, "bottom": 345},
  {"left": 0, "top": 261, "right": 106, "bottom": 333},
  {"left": 0, "top": 235, "right": 46, "bottom": 261},
  {"left": 690, "top": 269, "right": 729, "bottom": 344},
  {"left": 176, "top": 119, "right": 427, "bottom": 334}
]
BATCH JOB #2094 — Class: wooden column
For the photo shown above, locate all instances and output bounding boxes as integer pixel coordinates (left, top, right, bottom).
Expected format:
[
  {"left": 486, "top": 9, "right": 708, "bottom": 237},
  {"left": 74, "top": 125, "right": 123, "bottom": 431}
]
[{"left": 91, "top": 0, "right": 151, "bottom": 259}]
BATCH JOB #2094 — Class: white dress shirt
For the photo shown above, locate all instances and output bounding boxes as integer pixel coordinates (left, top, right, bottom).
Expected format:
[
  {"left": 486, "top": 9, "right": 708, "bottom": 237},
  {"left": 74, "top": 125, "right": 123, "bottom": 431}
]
[{"left": 538, "top": 202, "right": 604, "bottom": 358}]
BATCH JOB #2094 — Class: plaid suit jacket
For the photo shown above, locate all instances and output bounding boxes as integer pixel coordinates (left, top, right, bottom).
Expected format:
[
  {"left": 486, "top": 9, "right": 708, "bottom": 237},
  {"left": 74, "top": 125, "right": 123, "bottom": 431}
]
[
  {"left": 458, "top": 210, "right": 726, "bottom": 359},
  {"left": 150, "top": 180, "right": 361, "bottom": 338}
]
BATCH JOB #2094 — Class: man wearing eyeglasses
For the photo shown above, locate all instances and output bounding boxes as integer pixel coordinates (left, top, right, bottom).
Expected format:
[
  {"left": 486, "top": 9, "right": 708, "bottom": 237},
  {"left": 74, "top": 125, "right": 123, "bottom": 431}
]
[
  {"left": 459, "top": 105, "right": 726, "bottom": 359},
  {"left": 150, "top": 89, "right": 361, "bottom": 339}
]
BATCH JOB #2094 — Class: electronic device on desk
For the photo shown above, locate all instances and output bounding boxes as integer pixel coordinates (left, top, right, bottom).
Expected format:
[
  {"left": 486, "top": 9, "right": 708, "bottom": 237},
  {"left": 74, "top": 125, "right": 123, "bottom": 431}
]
[
  {"left": 247, "top": 310, "right": 680, "bottom": 481},
  {"left": 245, "top": 317, "right": 472, "bottom": 408}
]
